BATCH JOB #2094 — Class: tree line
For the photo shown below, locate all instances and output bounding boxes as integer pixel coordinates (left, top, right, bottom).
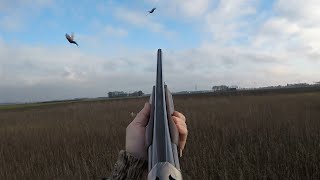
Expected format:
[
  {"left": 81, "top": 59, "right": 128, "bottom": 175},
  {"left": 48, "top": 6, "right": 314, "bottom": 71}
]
[{"left": 108, "top": 91, "right": 144, "bottom": 98}]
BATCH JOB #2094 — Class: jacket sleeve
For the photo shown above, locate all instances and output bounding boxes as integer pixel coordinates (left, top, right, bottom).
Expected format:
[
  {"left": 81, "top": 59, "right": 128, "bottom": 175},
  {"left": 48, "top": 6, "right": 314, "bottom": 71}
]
[{"left": 108, "top": 150, "right": 148, "bottom": 180}]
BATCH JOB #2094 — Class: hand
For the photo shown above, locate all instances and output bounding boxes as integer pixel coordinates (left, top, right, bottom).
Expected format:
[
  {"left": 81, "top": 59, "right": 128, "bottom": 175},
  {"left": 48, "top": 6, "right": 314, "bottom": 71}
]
[
  {"left": 126, "top": 102, "right": 150, "bottom": 160},
  {"left": 172, "top": 111, "right": 188, "bottom": 157},
  {"left": 125, "top": 102, "right": 188, "bottom": 160}
]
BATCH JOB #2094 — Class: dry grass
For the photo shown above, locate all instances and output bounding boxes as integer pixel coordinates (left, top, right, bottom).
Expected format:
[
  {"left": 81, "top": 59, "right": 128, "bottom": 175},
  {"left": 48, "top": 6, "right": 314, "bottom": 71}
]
[{"left": 1, "top": 92, "right": 320, "bottom": 179}]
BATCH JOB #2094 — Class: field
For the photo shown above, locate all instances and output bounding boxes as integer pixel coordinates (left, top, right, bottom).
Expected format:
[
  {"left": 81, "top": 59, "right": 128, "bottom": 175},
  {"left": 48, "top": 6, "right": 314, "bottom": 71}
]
[{"left": 1, "top": 91, "right": 320, "bottom": 179}]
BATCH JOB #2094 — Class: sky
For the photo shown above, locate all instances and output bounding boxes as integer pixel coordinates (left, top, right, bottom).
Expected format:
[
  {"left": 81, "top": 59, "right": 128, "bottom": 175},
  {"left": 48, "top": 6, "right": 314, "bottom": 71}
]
[{"left": 0, "top": 0, "right": 320, "bottom": 103}]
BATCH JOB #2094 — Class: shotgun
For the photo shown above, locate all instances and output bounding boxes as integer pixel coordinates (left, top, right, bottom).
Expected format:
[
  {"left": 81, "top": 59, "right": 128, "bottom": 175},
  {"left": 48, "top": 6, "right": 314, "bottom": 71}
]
[{"left": 146, "top": 49, "right": 183, "bottom": 180}]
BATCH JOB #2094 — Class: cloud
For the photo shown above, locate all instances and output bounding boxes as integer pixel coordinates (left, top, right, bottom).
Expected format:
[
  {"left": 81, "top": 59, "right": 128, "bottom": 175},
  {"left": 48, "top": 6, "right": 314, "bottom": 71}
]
[
  {"left": 204, "top": 0, "right": 257, "bottom": 43},
  {"left": 267, "top": 65, "right": 291, "bottom": 76},
  {"left": 0, "top": 38, "right": 157, "bottom": 102},
  {"left": 62, "top": 67, "right": 88, "bottom": 82},
  {"left": 250, "top": 0, "right": 320, "bottom": 62},
  {"left": 275, "top": 0, "right": 320, "bottom": 25},
  {"left": 104, "top": 25, "right": 128, "bottom": 37},
  {"left": 0, "top": 37, "right": 319, "bottom": 103},
  {"left": 202, "top": 0, "right": 320, "bottom": 66},
  {"left": 177, "top": 0, "right": 211, "bottom": 17}
]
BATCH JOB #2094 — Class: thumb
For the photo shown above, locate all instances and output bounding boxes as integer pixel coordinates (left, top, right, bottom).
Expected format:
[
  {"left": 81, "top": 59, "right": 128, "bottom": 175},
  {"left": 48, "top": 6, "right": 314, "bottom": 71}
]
[{"left": 131, "top": 102, "right": 150, "bottom": 127}]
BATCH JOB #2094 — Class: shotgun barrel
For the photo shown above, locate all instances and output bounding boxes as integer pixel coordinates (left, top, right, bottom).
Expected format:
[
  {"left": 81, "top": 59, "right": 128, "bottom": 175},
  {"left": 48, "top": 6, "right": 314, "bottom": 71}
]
[{"left": 146, "top": 49, "right": 182, "bottom": 180}]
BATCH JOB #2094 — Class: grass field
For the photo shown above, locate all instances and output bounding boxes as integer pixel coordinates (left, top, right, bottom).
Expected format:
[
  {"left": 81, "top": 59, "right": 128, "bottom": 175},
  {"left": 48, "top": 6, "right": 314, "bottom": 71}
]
[
  {"left": 0, "top": 102, "right": 66, "bottom": 110},
  {"left": 1, "top": 91, "right": 320, "bottom": 179}
]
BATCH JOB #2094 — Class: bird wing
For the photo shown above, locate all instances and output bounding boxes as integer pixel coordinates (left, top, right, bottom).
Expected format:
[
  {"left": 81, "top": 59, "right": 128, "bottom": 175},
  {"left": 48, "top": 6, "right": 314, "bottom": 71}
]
[
  {"left": 71, "top": 32, "right": 74, "bottom": 40},
  {"left": 66, "top": 33, "right": 71, "bottom": 40},
  {"left": 148, "top": 7, "right": 156, "bottom": 13}
]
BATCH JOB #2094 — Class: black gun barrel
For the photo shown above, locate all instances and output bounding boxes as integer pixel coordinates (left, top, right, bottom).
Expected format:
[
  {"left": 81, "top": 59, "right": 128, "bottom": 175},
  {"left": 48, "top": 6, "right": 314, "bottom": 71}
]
[{"left": 146, "top": 49, "right": 182, "bottom": 180}]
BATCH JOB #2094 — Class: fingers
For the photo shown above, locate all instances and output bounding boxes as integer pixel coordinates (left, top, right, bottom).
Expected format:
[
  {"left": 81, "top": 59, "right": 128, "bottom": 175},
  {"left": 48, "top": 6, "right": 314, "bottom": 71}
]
[
  {"left": 130, "top": 102, "right": 150, "bottom": 127},
  {"left": 173, "top": 111, "right": 186, "bottom": 122},
  {"left": 172, "top": 112, "right": 188, "bottom": 157},
  {"left": 172, "top": 115, "right": 188, "bottom": 152},
  {"left": 172, "top": 116, "right": 187, "bottom": 129}
]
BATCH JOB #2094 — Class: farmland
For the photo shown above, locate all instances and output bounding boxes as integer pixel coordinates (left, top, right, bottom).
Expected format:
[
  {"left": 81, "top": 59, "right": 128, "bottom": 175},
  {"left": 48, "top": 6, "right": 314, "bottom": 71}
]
[{"left": 1, "top": 90, "right": 320, "bottom": 179}]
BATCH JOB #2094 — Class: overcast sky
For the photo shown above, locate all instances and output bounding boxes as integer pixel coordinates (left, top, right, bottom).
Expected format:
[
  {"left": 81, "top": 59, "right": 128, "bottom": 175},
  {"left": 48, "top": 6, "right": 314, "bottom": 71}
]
[{"left": 0, "top": 0, "right": 319, "bottom": 103}]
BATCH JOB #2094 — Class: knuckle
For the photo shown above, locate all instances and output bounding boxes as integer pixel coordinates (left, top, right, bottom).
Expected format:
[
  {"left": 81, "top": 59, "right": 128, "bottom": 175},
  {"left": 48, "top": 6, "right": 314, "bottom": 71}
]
[
  {"left": 176, "top": 111, "right": 186, "bottom": 121},
  {"left": 172, "top": 116, "right": 179, "bottom": 124},
  {"left": 181, "top": 114, "right": 186, "bottom": 121}
]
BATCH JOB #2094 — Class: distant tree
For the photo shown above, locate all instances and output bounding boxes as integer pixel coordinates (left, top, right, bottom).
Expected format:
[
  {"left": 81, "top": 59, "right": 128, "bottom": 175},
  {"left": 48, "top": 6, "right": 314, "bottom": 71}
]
[
  {"left": 137, "top": 90, "right": 144, "bottom": 96},
  {"left": 212, "top": 85, "right": 229, "bottom": 91},
  {"left": 109, "top": 90, "right": 144, "bottom": 98},
  {"left": 108, "top": 91, "right": 128, "bottom": 98},
  {"left": 127, "top": 90, "right": 144, "bottom": 97}
]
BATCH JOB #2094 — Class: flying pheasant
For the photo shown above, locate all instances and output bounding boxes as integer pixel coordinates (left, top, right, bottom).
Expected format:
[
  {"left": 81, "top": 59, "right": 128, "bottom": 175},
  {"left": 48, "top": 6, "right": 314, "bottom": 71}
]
[
  {"left": 65, "top": 33, "right": 79, "bottom": 47},
  {"left": 147, "top": 8, "right": 156, "bottom": 15}
]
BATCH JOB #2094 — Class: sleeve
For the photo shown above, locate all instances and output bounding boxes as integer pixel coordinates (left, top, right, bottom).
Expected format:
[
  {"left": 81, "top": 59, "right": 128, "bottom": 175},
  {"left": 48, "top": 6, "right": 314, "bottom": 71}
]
[{"left": 108, "top": 150, "right": 148, "bottom": 180}]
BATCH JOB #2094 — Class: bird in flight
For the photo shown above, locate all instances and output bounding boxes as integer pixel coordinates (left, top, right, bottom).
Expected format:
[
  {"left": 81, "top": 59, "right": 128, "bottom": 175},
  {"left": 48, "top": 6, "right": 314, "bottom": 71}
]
[
  {"left": 147, "top": 8, "right": 156, "bottom": 15},
  {"left": 65, "top": 33, "right": 79, "bottom": 47}
]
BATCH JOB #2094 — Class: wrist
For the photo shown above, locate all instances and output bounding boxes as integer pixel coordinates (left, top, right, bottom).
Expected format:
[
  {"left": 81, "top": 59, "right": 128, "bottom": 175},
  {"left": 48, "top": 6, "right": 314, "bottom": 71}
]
[{"left": 110, "top": 150, "right": 148, "bottom": 179}]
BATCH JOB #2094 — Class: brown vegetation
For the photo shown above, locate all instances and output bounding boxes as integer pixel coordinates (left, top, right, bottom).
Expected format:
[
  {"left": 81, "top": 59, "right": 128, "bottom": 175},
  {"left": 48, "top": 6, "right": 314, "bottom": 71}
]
[{"left": 1, "top": 92, "right": 320, "bottom": 179}]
